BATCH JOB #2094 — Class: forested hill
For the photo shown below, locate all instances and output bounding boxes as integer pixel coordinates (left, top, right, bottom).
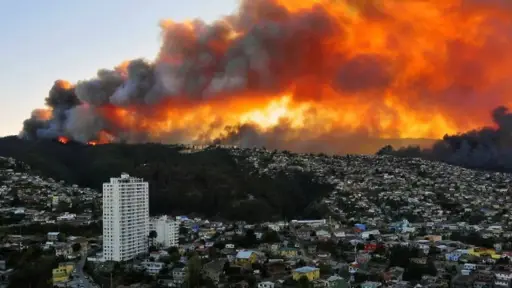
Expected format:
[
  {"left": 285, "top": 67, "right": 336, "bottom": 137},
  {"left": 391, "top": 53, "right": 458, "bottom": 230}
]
[{"left": 0, "top": 136, "right": 333, "bottom": 222}]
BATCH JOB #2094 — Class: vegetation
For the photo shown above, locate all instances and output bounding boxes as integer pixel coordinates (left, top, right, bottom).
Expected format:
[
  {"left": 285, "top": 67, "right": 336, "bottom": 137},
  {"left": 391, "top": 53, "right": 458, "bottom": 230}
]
[
  {"left": 186, "top": 254, "right": 202, "bottom": 288},
  {"left": 0, "top": 222, "right": 101, "bottom": 238},
  {"left": 0, "top": 137, "right": 334, "bottom": 222},
  {"left": 5, "top": 245, "right": 61, "bottom": 288}
]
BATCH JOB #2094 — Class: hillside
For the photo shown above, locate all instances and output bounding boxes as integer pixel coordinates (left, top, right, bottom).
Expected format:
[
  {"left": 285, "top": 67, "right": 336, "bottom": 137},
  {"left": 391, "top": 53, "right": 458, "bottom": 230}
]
[
  {"left": 0, "top": 136, "right": 333, "bottom": 223},
  {"left": 2, "top": 136, "right": 512, "bottom": 226}
]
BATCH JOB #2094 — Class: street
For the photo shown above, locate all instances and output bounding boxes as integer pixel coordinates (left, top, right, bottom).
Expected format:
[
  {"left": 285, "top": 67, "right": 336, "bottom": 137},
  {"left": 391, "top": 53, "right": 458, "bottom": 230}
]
[
  {"left": 67, "top": 252, "right": 98, "bottom": 288},
  {"left": 289, "top": 224, "right": 314, "bottom": 262}
]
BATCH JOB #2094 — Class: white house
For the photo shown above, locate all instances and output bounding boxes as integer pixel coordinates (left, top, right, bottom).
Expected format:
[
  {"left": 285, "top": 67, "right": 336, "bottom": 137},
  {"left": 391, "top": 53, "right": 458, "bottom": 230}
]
[{"left": 258, "top": 281, "right": 275, "bottom": 288}]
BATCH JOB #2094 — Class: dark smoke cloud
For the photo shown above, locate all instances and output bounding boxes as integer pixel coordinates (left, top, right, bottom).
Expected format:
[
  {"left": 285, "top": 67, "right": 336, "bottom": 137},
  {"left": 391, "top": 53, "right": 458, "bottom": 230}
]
[
  {"left": 18, "top": 0, "right": 351, "bottom": 143},
  {"left": 17, "top": 0, "right": 512, "bottom": 160},
  {"left": 20, "top": 81, "right": 80, "bottom": 140},
  {"left": 378, "top": 106, "right": 512, "bottom": 172}
]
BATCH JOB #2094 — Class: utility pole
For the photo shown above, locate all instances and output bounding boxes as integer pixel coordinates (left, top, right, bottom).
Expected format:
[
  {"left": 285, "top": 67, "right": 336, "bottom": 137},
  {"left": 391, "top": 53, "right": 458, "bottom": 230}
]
[{"left": 19, "top": 226, "right": 21, "bottom": 253}]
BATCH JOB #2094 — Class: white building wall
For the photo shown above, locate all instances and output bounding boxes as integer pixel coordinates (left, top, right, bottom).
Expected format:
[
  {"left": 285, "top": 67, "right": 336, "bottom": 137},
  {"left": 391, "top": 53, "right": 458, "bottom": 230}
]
[
  {"left": 103, "top": 173, "right": 149, "bottom": 262},
  {"left": 149, "top": 215, "right": 179, "bottom": 248}
]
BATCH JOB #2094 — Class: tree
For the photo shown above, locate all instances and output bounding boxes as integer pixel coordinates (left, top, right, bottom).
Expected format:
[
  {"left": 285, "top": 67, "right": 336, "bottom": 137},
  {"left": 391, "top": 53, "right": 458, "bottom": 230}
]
[
  {"left": 374, "top": 243, "right": 386, "bottom": 255},
  {"left": 0, "top": 137, "right": 335, "bottom": 223},
  {"left": 57, "top": 200, "right": 70, "bottom": 212},
  {"left": 57, "top": 233, "right": 66, "bottom": 242},
  {"left": 167, "top": 246, "right": 179, "bottom": 255},
  {"left": 297, "top": 275, "right": 310, "bottom": 288},
  {"left": 319, "top": 263, "right": 332, "bottom": 276},
  {"left": 262, "top": 230, "right": 280, "bottom": 243},
  {"left": 159, "top": 266, "right": 170, "bottom": 275},
  {"left": 186, "top": 254, "right": 202, "bottom": 288},
  {"left": 207, "top": 247, "right": 218, "bottom": 259},
  {"left": 71, "top": 243, "right": 81, "bottom": 252},
  {"left": 426, "top": 260, "right": 437, "bottom": 276},
  {"left": 148, "top": 230, "right": 157, "bottom": 251},
  {"left": 179, "top": 226, "right": 189, "bottom": 235},
  {"left": 223, "top": 261, "right": 230, "bottom": 274},
  {"left": 149, "top": 230, "right": 157, "bottom": 241},
  {"left": 243, "top": 229, "right": 257, "bottom": 247},
  {"left": 389, "top": 246, "right": 410, "bottom": 268}
]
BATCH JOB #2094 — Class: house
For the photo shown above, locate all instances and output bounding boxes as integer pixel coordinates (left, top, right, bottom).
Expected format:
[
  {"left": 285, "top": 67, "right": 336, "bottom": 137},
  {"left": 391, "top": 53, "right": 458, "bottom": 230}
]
[
  {"left": 424, "top": 235, "right": 442, "bottom": 242},
  {"left": 141, "top": 261, "right": 165, "bottom": 274},
  {"left": 202, "top": 259, "right": 225, "bottom": 284},
  {"left": 0, "top": 269, "right": 13, "bottom": 285},
  {"left": 316, "top": 230, "right": 331, "bottom": 241},
  {"left": 452, "top": 274, "right": 476, "bottom": 288},
  {"left": 297, "top": 228, "right": 311, "bottom": 240},
  {"left": 446, "top": 252, "right": 462, "bottom": 262},
  {"left": 54, "top": 243, "right": 73, "bottom": 258},
  {"left": 468, "top": 248, "right": 500, "bottom": 259},
  {"left": 364, "top": 243, "right": 377, "bottom": 252},
  {"left": 258, "top": 281, "right": 275, "bottom": 288},
  {"left": 52, "top": 263, "right": 74, "bottom": 284},
  {"left": 361, "top": 230, "right": 380, "bottom": 240},
  {"left": 172, "top": 267, "right": 186, "bottom": 286},
  {"left": 360, "top": 281, "right": 381, "bottom": 288},
  {"left": 311, "top": 279, "right": 328, "bottom": 287},
  {"left": 279, "top": 247, "right": 298, "bottom": 258},
  {"left": 292, "top": 266, "right": 320, "bottom": 281},
  {"left": 69, "top": 237, "right": 89, "bottom": 253},
  {"left": 494, "top": 271, "right": 512, "bottom": 287},
  {"left": 47, "top": 232, "right": 60, "bottom": 242},
  {"left": 235, "top": 250, "right": 257, "bottom": 265},
  {"left": 236, "top": 280, "right": 250, "bottom": 288},
  {"left": 327, "top": 275, "right": 348, "bottom": 288}
]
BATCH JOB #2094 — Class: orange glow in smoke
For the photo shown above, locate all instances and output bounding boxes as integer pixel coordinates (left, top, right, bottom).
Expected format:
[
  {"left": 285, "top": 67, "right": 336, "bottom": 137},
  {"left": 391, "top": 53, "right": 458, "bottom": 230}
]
[
  {"left": 57, "top": 136, "right": 69, "bottom": 144},
  {"left": 47, "top": 0, "right": 512, "bottom": 150}
]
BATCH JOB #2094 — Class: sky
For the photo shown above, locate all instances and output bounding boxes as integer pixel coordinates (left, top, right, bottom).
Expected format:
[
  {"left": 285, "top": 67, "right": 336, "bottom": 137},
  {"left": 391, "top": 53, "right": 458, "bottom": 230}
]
[{"left": 0, "top": 0, "right": 239, "bottom": 136}]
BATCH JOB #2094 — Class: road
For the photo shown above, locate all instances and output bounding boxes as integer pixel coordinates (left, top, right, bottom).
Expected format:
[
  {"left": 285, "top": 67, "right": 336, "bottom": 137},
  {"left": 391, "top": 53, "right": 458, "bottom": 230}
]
[
  {"left": 67, "top": 252, "right": 98, "bottom": 288},
  {"left": 289, "top": 224, "right": 314, "bottom": 262}
]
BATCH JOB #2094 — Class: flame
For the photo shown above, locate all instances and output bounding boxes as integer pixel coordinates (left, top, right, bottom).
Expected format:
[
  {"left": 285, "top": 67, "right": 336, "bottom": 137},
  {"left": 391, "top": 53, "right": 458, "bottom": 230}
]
[
  {"left": 104, "top": 0, "right": 510, "bottom": 145},
  {"left": 24, "top": 0, "right": 512, "bottom": 153},
  {"left": 57, "top": 136, "right": 69, "bottom": 144}
]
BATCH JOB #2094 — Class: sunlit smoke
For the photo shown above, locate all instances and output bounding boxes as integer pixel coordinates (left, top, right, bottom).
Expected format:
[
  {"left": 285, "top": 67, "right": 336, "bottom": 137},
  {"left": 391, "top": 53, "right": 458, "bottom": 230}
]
[{"left": 20, "top": 0, "right": 512, "bottom": 154}]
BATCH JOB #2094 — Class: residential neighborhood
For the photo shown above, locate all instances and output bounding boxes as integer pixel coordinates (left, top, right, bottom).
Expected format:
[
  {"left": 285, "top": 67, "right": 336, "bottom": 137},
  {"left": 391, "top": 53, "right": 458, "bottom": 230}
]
[{"left": 2, "top": 145, "right": 512, "bottom": 288}]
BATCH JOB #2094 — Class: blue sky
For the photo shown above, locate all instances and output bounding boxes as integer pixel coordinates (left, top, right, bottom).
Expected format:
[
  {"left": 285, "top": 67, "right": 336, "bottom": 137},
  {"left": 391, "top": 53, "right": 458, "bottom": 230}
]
[{"left": 0, "top": 0, "right": 238, "bottom": 136}]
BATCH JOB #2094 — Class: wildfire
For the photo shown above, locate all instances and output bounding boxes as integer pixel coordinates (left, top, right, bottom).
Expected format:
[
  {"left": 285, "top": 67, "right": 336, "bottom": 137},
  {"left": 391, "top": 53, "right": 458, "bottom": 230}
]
[
  {"left": 57, "top": 136, "right": 69, "bottom": 144},
  {"left": 21, "top": 0, "right": 512, "bottom": 154}
]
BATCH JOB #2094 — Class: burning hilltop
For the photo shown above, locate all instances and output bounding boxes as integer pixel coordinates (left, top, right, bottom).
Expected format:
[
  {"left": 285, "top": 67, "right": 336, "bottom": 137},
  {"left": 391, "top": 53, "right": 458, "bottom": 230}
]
[{"left": 20, "top": 0, "right": 512, "bottom": 155}]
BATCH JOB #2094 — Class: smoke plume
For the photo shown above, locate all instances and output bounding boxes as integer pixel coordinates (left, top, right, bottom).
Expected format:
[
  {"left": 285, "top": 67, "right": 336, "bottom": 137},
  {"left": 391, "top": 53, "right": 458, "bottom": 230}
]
[
  {"left": 378, "top": 107, "right": 512, "bottom": 172},
  {"left": 20, "top": 0, "right": 512, "bottom": 154}
]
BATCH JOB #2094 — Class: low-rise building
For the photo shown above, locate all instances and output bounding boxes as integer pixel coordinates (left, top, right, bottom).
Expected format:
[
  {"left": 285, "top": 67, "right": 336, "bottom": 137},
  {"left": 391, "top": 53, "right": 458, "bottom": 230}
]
[{"left": 292, "top": 266, "right": 320, "bottom": 281}]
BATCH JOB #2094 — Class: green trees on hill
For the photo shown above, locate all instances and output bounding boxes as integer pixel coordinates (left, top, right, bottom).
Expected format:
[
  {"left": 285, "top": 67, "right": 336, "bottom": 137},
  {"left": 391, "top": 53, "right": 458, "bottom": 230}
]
[{"left": 0, "top": 137, "right": 333, "bottom": 222}]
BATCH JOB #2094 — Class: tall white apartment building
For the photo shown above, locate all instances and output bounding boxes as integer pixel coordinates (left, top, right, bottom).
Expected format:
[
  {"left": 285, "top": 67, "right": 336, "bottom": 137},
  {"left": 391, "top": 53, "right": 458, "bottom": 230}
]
[
  {"left": 103, "top": 173, "right": 149, "bottom": 262},
  {"left": 149, "top": 215, "right": 179, "bottom": 248}
]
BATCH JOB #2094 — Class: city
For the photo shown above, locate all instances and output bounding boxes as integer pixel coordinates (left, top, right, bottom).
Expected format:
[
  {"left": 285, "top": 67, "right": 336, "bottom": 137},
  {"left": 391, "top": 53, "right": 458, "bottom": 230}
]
[
  {"left": 0, "top": 0, "right": 511, "bottom": 287},
  {"left": 2, "top": 146, "right": 512, "bottom": 288}
]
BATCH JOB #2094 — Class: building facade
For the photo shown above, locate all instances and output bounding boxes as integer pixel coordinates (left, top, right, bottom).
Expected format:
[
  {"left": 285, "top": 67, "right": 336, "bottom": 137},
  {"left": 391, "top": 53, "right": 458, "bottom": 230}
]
[
  {"left": 103, "top": 173, "right": 149, "bottom": 262},
  {"left": 149, "top": 215, "right": 179, "bottom": 248}
]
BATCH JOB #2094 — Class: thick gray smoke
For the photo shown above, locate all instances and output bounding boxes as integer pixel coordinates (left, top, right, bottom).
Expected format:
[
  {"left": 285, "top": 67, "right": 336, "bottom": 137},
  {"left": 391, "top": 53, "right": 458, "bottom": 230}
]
[
  {"left": 378, "top": 106, "right": 512, "bottom": 172},
  {"left": 18, "top": 0, "right": 512, "bottom": 158},
  {"left": 20, "top": 80, "right": 80, "bottom": 140},
  {"left": 20, "top": 0, "right": 345, "bottom": 143}
]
